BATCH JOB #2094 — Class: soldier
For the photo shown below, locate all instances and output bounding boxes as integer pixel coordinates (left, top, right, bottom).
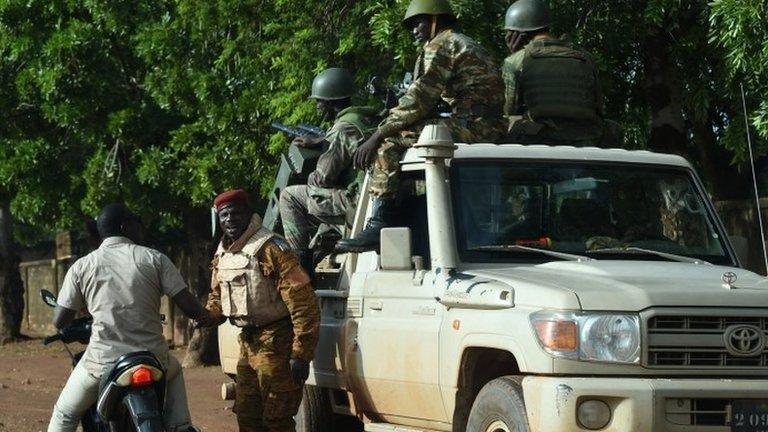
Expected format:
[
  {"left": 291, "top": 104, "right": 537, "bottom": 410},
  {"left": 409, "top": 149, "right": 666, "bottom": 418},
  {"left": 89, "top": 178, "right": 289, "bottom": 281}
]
[
  {"left": 203, "top": 189, "right": 320, "bottom": 432},
  {"left": 279, "top": 68, "right": 379, "bottom": 270},
  {"left": 502, "top": 0, "right": 610, "bottom": 146},
  {"left": 336, "top": 0, "right": 505, "bottom": 253}
]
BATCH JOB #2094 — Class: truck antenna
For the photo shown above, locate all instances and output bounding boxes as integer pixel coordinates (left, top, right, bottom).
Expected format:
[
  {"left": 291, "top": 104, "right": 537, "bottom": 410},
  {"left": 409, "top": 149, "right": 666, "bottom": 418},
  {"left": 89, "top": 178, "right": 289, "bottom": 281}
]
[{"left": 740, "top": 82, "right": 768, "bottom": 274}]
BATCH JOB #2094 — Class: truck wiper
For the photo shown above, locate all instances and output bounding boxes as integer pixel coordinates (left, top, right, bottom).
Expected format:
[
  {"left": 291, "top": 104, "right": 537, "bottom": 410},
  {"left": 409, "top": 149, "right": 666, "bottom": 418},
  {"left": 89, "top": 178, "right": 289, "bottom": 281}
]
[
  {"left": 470, "top": 245, "right": 593, "bottom": 262},
  {"left": 587, "top": 247, "right": 710, "bottom": 265}
]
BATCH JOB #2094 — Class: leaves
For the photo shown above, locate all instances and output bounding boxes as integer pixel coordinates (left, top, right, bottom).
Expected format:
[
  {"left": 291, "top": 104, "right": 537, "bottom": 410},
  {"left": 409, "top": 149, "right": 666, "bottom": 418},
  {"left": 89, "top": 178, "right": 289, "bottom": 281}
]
[{"left": 0, "top": 0, "right": 767, "bottom": 245}]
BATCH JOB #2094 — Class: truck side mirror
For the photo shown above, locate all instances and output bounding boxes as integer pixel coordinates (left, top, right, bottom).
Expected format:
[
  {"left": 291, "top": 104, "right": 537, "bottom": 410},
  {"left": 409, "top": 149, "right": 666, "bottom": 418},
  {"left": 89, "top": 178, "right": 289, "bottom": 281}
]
[
  {"left": 728, "top": 234, "right": 749, "bottom": 266},
  {"left": 380, "top": 228, "right": 412, "bottom": 271}
]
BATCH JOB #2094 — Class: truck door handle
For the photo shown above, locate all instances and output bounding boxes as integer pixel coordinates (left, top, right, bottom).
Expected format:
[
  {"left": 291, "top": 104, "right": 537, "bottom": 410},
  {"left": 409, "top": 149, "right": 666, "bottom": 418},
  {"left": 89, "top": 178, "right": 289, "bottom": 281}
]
[{"left": 369, "top": 301, "right": 383, "bottom": 311}]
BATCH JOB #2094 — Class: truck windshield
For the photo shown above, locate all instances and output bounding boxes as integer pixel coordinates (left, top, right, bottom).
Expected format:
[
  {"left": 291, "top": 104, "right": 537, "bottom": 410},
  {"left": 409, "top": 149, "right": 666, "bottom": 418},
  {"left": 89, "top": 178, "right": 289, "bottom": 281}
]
[{"left": 451, "top": 161, "right": 732, "bottom": 265}]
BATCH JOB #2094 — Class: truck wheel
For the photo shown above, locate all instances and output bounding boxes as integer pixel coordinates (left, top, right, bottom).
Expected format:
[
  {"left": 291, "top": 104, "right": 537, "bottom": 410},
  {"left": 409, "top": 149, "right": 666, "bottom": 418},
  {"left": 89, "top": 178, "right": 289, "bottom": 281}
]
[
  {"left": 466, "top": 376, "right": 530, "bottom": 432},
  {"left": 296, "top": 385, "right": 334, "bottom": 432},
  {"left": 296, "top": 386, "right": 363, "bottom": 432}
]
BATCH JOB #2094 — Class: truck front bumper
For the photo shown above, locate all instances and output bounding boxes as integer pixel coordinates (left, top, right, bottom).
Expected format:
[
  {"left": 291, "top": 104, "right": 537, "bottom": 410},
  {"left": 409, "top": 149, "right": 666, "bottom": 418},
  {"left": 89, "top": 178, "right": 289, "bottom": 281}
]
[{"left": 522, "top": 376, "right": 768, "bottom": 432}]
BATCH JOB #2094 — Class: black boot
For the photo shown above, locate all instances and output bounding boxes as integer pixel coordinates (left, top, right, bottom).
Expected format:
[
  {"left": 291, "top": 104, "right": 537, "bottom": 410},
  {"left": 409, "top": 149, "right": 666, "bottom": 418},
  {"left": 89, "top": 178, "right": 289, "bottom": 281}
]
[
  {"left": 335, "top": 198, "right": 395, "bottom": 253},
  {"left": 297, "top": 249, "right": 315, "bottom": 281}
]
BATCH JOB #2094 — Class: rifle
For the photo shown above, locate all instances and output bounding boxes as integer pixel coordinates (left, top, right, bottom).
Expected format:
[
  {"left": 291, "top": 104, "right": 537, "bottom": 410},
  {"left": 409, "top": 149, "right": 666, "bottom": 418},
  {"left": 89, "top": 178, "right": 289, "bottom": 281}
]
[
  {"left": 367, "top": 72, "right": 450, "bottom": 117},
  {"left": 367, "top": 72, "right": 413, "bottom": 110},
  {"left": 271, "top": 122, "right": 325, "bottom": 138}
]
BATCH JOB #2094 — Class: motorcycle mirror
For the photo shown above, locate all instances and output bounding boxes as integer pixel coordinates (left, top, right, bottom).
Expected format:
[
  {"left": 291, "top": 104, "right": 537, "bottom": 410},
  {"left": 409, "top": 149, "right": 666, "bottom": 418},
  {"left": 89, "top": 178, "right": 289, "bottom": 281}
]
[{"left": 40, "top": 289, "right": 58, "bottom": 308}]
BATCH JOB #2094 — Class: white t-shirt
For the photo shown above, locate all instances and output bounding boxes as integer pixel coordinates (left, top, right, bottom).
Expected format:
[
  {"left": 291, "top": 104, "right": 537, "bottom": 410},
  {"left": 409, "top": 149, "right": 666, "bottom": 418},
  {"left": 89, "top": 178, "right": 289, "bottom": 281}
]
[{"left": 57, "top": 236, "right": 187, "bottom": 376}]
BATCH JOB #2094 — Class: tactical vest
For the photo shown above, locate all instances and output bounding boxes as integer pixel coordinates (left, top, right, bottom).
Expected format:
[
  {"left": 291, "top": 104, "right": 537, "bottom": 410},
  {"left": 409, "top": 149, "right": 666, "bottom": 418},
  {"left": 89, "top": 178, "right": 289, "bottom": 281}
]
[
  {"left": 215, "top": 227, "right": 290, "bottom": 327},
  {"left": 336, "top": 106, "right": 379, "bottom": 138},
  {"left": 519, "top": 41, "right": 599, "bottom": 122}
]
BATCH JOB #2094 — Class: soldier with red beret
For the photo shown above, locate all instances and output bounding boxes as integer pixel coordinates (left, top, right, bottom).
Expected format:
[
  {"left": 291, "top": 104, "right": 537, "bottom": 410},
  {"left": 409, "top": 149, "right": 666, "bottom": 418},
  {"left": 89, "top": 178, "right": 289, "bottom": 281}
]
[{"left": 201, "top": 189, "right": 320, "bottom": 432}]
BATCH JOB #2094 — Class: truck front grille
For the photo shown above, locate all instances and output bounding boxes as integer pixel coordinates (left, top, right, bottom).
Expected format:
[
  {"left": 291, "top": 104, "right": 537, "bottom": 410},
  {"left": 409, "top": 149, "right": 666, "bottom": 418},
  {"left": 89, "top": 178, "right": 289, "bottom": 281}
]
[
  {"left": 665, "top": 398, "right": 729, "bottom": 426},
  {"left": 646, "top": 314, "right": 768, "bottom": 368}
]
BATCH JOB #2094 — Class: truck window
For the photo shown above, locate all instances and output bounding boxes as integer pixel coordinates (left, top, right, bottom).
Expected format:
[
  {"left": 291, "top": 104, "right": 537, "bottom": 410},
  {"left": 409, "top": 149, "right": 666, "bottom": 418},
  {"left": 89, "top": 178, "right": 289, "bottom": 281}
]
[
  {"left": 451, "top": 161, "right": 732, "bottom": 265},
  {"left": 396, "top": 171, "right": 431, "bottom": 268}
]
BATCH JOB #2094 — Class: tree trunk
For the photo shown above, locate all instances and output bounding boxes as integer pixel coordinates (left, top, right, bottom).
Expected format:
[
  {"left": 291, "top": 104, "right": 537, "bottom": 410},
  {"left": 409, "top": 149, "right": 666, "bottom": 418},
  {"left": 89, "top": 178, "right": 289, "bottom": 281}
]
[
  {"left": 182, "top": 209, "right": 220, "bottom": 367},
  {"left": 642, "top": 29, "right": 688, "bottom": 156},
  {"left": 0, "top": 198, "right": 25, "bottom": 344},
  {"left": 692, "top": 111, "right": 752, "bottom": 201}
]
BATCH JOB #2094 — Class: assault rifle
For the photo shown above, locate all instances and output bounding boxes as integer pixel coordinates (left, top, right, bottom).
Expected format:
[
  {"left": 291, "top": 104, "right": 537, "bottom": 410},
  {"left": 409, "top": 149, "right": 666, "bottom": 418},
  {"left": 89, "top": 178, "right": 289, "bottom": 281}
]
[
  {"left": 367, "top": 72, "right": 413, "bottom": 110},
  {"left": 271, "top": 122, "right": 325, "bottom": 138},
  {"left": 367, "top": 72, "right": 450, "bottom": 117}
]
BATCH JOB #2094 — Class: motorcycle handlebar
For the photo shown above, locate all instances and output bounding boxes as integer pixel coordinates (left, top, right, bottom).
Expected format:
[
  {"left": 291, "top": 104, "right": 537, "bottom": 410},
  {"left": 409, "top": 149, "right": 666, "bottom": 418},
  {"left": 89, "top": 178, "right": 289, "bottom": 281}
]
[{"left": 43, "top": 334, "right": 61, "bottom": 345}]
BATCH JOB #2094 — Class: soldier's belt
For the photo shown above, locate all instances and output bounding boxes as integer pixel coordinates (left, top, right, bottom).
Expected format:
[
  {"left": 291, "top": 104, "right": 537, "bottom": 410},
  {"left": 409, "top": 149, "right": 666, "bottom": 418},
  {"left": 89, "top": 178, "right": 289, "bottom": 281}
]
[{"left": 240, "top": 316, "right": 292, "bottom": 335}]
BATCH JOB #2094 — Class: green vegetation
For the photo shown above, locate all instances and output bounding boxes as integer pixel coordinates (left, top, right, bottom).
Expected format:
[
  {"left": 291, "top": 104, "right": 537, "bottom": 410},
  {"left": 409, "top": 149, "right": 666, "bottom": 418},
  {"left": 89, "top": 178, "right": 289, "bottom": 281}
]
[{"left": 0, "top": 0, "right": 766, "bottom": 244}]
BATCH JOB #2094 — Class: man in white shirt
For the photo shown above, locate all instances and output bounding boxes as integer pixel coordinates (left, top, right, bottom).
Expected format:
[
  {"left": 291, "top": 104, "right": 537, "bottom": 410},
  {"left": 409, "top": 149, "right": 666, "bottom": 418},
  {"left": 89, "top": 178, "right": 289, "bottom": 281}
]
[{"left": 48, "top": 203, "right": 214, "bottom": 432}]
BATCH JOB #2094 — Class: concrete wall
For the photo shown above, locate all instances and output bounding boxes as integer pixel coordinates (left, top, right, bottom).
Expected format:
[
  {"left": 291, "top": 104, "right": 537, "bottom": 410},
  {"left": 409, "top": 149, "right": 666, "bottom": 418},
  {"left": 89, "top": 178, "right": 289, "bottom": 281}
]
[{"left": 20, "top": 259, "right": 68, "bottom": 335}]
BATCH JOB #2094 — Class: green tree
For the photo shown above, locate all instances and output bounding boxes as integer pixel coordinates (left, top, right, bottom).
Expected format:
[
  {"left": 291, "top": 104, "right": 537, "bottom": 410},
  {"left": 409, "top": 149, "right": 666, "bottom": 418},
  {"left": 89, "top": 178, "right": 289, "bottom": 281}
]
[{"left": 1, "top": 0, "right": 768, "bottom": 342}]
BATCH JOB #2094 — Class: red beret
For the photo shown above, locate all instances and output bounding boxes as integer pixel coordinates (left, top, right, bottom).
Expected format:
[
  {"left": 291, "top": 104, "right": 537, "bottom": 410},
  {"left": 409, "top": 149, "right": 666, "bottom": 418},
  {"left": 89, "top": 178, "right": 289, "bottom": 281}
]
[{"left": 213, "top": 189, "right": 250, "bottom": 211}]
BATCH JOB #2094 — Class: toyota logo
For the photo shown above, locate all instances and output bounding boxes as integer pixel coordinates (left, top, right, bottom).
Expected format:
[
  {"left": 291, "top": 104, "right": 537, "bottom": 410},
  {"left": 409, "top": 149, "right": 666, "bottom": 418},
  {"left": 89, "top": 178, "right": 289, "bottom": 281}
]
[
  {"left": 722, "top": 272, "right": 738, "bottom": 285},
  {"left": 724, "top": 325, "right": 765, "bottom": 357}
]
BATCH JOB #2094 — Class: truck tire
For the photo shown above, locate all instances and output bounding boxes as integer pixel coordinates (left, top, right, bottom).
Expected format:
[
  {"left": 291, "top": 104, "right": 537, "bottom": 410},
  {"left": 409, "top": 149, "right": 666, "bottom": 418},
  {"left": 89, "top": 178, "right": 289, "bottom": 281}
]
[
  {"left": 296, "top": 385, "right": 363, "bottom": 432},
  {"left": 296, "top": 385, "right": 334, "bottom": 432},
  {"left": 466, "top": 376, "right": 530, "bottom": 432}
]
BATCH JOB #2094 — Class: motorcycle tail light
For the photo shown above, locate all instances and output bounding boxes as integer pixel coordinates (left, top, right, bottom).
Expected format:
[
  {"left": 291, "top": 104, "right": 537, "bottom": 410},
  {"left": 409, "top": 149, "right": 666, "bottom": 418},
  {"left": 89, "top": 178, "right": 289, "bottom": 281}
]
[{"left": 130, "top": 367, "right": 154, "bottom": 387}]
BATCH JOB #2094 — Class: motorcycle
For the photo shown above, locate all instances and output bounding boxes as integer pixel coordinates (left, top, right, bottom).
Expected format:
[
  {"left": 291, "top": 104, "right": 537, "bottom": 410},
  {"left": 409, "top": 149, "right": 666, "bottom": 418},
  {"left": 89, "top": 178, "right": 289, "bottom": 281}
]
[{"left": 41, "top": 289, "right": 168, "bottom": 432}]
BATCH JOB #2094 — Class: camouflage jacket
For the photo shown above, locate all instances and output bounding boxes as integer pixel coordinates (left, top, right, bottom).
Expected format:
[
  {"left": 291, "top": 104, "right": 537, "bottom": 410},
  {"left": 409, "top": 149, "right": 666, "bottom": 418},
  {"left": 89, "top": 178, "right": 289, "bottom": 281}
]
[
  {"left": 207, "top": 219, "right": 320, "bottom": 362},
  {"left": 378, "top": 29, "right": 504, "bottom": 138},
  {"left": 308, "top": 106, "right": 379, "bottom": 196},
  {"left": 502, "top": 49, "right": 526, "bottom": 117}
]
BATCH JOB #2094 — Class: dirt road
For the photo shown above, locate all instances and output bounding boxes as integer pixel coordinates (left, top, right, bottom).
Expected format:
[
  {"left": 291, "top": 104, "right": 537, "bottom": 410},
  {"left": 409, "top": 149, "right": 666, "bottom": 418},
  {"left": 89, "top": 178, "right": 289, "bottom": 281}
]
[{"left": 0, "top": 339, "right": 237, "bottom": 431}]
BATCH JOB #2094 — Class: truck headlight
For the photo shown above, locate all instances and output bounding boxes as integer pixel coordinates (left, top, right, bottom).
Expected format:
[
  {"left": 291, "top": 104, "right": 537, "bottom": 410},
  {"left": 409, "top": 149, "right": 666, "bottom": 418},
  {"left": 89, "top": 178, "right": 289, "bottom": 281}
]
[{"left": 531, "top": 311, "right": 641, "bottom": 364}]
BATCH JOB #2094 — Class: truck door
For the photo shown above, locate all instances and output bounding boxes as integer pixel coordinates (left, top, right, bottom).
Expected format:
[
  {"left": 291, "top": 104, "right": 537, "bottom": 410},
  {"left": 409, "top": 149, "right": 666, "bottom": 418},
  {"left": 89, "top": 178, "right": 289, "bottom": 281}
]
[
  {"left": 354, "top": 267, "right": 446, "bottom": 423},
  {"left": 350, "top": 180, "right": 449, "bottom": 424}
]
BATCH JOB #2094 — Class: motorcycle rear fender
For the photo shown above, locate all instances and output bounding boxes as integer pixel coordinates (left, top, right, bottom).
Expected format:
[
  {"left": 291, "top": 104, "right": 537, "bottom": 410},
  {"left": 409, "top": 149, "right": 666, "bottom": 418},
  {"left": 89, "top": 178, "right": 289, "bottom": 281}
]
[
  {"left": 123, "top": 387, "right": 165, "bottom": 432},
  {"left": 97, "top": 364, "right": 163, "bottom": 421}
]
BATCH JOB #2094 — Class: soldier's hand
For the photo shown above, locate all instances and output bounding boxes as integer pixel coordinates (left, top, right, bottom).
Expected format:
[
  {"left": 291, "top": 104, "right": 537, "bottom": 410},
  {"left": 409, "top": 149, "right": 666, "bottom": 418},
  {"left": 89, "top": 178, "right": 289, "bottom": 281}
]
[
  {"left": 289, "top": 358, "right": 310, "bottom": 384},
  {"left": 293, "top": 136, "right": 326, "bottom": 149},
  {"left": 194, "top": 310, "right": 225, "bottom": 328},
  {"left": 354, "top": 133, "right": 383, "bottom": 170}
]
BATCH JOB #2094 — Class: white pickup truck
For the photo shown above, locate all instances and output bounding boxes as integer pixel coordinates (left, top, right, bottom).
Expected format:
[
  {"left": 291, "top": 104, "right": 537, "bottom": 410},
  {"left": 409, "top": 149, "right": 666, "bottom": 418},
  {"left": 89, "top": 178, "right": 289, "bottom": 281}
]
[{"left": 220, "top": 125, "right": 768, "bottom": 432}]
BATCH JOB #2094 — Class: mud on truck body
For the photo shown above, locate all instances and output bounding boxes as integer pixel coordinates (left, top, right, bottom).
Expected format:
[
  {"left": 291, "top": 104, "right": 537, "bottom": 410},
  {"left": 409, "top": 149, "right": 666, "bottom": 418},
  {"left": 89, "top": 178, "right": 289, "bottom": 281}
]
[{"left": 219, "top": 125, "right": 768, "bottom": 432}]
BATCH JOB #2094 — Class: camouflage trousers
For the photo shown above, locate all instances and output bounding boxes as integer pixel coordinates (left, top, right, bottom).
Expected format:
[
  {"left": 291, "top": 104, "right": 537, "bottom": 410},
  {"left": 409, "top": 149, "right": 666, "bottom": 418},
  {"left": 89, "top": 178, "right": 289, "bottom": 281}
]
[
  {"left": 370, "top": 117, "right": 504, "bottom": 198},
  {"left": 279, "top": 184, "right": 354, "bottom": 250},
  {"left": 234, "top": 322, "right": 302, "bottom": 432}
]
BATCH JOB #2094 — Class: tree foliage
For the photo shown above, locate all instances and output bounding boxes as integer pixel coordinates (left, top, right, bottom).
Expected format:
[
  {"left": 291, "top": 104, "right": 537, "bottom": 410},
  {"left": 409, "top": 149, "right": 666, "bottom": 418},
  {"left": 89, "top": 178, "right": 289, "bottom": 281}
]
[{"left": 0, "top": 0, "right": 767, "bottom": 245}]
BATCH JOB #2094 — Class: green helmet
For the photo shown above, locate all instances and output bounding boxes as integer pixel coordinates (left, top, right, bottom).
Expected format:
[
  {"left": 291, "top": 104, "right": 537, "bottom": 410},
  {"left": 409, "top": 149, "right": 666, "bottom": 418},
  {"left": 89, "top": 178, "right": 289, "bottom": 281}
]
[
  {"left": 403, "top": 0, "right": 455, "bottom": 25},
  {"left": 310, "top": 68, "right": 354, "bottom": 100},
  {"left": 504, "top": 0, "right": 550, "bottom": 32}
]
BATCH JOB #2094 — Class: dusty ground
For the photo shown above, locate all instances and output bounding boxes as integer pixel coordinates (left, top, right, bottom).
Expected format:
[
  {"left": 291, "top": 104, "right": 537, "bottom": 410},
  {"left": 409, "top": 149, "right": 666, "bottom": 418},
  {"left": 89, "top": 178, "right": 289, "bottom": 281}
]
[{"left": 0, "top": 339, "right": 237, "bottom": 431}]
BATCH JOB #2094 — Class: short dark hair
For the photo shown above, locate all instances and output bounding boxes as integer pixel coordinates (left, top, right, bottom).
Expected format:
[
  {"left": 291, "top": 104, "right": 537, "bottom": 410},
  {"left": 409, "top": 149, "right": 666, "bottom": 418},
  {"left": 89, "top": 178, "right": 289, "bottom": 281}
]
[{"left": 97, "top": 203, "right": 138, "bottom": 239}]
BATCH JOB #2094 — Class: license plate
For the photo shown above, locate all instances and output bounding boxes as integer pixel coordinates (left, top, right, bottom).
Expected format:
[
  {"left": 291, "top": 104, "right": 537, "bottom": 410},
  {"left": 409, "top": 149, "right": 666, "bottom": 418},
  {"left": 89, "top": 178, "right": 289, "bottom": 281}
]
[{"left": 732, "top": 400, "right": 768, "bottom": 431}]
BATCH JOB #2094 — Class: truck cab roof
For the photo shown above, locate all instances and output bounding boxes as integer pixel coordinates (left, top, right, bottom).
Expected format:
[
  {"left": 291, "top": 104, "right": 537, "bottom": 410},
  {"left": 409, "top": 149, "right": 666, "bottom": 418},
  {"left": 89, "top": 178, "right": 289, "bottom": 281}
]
[{"left": 401, "top": 143, "right": 692, "bottom": 169}]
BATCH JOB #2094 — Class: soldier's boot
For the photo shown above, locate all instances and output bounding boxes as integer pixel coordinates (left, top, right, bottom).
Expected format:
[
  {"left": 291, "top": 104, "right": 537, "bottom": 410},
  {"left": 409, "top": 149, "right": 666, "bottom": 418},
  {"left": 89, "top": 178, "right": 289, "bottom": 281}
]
[
  {"left": 296, "top": 249, "right": 315, "bottom": 282},
  {"left": 335, "top": 198, "right": 396, "bottom": 253}
]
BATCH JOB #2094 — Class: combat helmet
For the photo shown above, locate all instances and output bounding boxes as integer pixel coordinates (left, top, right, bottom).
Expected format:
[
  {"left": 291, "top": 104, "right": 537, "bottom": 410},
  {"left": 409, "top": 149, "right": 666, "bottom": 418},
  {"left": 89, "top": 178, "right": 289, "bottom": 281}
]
[
  {"left": 310, "top": 68, "right": 355, "bottom": 100},
  {"left": 403, "top": 0, "right": 455, "bottom": 26},
  {"left": 504, "top": 0, "right": 551, "bottom": 32}
]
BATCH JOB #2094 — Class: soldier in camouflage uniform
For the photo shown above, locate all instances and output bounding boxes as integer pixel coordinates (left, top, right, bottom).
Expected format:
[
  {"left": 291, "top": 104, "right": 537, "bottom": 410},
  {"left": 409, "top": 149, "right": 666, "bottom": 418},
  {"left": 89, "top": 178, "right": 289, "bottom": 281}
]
[
  {"left": 336, "top": 0, "right": 505, "bottom": 253},
  {"left": 502, "top": 0, "right": 613, "bottom": 146},
  {"left": 204, "top": 189, "right": 320, "bottom": 432},
  {"left": 280, "top": 68, "right": 378, "bottom": 270}
]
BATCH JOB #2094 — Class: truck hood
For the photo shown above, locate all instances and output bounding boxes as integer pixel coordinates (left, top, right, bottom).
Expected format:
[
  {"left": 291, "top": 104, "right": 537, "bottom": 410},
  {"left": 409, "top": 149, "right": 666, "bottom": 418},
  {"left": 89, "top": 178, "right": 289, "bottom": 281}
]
[{"left": 468, "top": 261, "right": 768, "bottom": 311}]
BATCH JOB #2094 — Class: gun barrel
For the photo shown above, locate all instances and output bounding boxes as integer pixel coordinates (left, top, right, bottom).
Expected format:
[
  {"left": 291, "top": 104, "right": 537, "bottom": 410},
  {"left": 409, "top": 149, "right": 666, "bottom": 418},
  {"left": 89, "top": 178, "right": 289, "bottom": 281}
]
[
  {"left": 271, "top": 122, "right": 305, "bottom": 137},
  {"left": 297, "top": 124, "right": 325, "bottom": 137}
]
